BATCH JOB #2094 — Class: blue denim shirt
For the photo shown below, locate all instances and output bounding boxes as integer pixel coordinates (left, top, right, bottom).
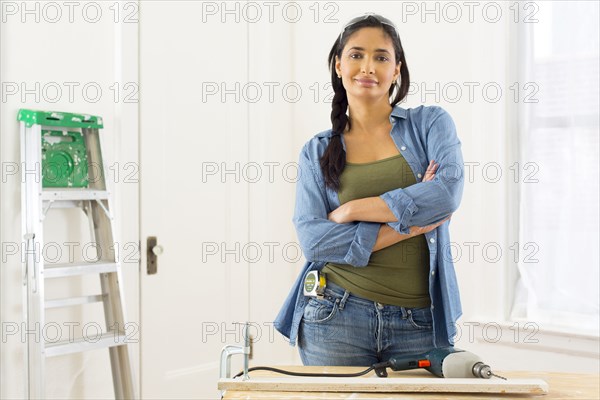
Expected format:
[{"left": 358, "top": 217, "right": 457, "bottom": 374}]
[{"left": 274, "top": 105, "right": 464, "bottom": 347}]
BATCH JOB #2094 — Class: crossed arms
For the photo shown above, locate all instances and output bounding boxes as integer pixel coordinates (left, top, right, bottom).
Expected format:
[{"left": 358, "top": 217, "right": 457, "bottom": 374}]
[{"left": 293, "top": 108, "right": 464, "bottom": 267}]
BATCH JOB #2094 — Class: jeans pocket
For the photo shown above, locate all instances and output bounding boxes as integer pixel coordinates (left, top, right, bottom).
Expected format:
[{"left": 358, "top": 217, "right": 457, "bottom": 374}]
[
  {"left": 303, "top": 297, "right": 339, "bottom": 324},
  {"left": 407, "top": 307, "right": 433, "bottom": 330}
]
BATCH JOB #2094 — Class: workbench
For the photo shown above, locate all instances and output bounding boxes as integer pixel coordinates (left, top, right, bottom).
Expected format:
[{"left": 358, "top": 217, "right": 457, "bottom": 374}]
[{"left": 220, "top": 366, "right": 600, "bottom": 399}]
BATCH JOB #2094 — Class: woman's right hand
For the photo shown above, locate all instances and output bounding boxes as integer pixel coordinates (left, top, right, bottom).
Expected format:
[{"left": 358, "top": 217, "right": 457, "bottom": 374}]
[{"left": 409, "top": 215, "right": 451, "bottom": 237}]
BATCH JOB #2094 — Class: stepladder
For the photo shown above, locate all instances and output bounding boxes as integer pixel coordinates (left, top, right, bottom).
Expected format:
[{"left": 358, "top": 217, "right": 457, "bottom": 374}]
[{"left": 18, "top": 109, "right": 137, "bottom": 399}]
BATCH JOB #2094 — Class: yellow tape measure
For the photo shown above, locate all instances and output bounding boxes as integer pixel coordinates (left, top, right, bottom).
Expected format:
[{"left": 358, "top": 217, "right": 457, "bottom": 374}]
[{"left": 303, "top": 271, "right": 326, "bottom": 297}]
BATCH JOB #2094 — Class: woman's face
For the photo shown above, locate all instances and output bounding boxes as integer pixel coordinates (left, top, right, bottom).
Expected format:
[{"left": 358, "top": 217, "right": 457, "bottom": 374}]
[{"left": 335, "top": 27, "right": 401, "bottom": 103}]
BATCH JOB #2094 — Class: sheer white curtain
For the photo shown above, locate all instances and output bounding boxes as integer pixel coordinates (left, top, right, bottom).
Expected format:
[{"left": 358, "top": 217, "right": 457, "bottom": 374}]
[{"left": 511, "top": 1, "right": 599, "bottom": 334}]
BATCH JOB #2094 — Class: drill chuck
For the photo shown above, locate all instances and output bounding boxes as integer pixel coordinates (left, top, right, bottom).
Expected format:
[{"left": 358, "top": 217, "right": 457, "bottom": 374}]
[{"left": 472, "top": 362, "right": 493, "bottom": 379}]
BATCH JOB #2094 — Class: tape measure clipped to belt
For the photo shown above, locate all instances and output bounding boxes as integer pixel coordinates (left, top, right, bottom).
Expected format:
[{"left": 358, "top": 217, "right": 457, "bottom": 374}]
[{"left": 303, "top": 271, "right": 326, "bottom": 298}]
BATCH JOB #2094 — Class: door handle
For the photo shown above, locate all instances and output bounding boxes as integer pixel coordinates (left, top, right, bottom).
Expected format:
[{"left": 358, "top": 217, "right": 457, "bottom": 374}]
[{"left": 147, "top": 236, "right": 163, "bottom": 275}]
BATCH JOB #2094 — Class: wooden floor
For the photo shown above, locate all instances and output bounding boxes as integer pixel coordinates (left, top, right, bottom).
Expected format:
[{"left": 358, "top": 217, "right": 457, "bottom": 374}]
[{"left": 220, "top": 366, "right": 600, "bottom": 399}]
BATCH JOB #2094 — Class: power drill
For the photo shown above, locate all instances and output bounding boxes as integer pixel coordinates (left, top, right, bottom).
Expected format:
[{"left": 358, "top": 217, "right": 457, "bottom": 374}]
[{"left": 372, "top": 347, "right": 506, "bottom": 379}]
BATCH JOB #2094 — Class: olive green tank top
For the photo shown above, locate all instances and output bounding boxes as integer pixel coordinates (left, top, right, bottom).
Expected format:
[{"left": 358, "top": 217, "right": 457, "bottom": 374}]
[{"left": 321, "top": 153, "right": 431, "bottom": 307}]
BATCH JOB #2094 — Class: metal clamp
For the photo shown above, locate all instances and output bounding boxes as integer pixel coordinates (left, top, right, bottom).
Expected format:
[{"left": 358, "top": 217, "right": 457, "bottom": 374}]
[{"left": 219, "top": 322, "right": 251, "bottom": 380}]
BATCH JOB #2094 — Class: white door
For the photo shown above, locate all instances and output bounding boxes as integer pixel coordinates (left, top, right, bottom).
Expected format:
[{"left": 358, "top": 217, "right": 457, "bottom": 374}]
[{"left": 139, "top": 3, "right": 249, "bottom": 398}]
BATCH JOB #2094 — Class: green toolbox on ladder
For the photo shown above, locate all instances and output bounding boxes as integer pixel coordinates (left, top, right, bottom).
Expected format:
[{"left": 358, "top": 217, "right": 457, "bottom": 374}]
[{"left": 18, "top": 109, "right": 101, "bottom": 188}]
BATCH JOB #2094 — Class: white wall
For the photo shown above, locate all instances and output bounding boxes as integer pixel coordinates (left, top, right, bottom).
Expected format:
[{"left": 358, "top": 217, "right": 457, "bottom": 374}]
[{"left": 1, "top": 1, "right": 597, "bottom": 398}]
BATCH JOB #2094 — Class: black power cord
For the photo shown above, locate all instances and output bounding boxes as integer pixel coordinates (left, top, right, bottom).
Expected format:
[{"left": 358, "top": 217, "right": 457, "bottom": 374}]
[{"left": 232, "top": 365, "right": 375, "bottom": 379}]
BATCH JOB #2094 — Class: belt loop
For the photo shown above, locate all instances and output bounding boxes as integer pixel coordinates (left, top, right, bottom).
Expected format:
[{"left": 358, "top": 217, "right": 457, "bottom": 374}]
[
  {"left": 400, "top": 307, "right": 408, "bottom": 319},
  {"left": 338, "top": 290, "right": 350, "bottom": 310}
]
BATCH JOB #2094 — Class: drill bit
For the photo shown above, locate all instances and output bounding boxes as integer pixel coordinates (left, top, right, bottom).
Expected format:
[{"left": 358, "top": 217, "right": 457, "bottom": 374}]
[{"left": 490, "top": 371, "right": 508, "bottom": 380}]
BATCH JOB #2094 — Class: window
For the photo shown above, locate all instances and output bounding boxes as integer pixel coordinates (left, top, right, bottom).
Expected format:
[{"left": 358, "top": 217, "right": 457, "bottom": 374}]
[{"left": 511, "top": 1, "right": 599, "bottom": 334}]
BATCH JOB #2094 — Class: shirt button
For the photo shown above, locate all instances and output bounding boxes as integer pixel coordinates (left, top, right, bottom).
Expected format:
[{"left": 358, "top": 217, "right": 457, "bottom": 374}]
[
  {"left": 431, "top": 270, "right": 435, "bottom": 276},
  {"left": 430, "top": 238, "right": 435, "bottom": 243},
  {"left": 400, "top": 146, "right": 406, "bottom": 151},
  {"left": 417, "top": 173, "right": 422, "bottom": 178},
  {"left": 431, "top": 304, "right": 435, "bottom": 310}
]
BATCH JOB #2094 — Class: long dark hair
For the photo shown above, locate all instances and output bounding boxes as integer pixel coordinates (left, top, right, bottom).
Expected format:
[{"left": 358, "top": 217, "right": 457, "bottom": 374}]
[{"left": 320, "top": 15, "right": 410, "bottom": 191}]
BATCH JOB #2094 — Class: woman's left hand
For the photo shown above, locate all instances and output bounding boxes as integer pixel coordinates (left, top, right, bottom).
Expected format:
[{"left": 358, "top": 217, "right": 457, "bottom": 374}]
[
  {"left": 327, "top": 203, "right": 351, "bottom": 224},
  {"left": 423, "top": 160, "right": 438, "bottom": 182}
]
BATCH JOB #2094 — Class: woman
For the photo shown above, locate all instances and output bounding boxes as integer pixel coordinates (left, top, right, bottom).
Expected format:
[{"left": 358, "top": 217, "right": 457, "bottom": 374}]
[{"left": 274, "top": 13, "right": 465, "bottom": 366}]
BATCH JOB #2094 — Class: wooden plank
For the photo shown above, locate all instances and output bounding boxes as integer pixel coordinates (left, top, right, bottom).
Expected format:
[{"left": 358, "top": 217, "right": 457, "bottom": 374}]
[
  {"left": 221, "top": 369, "right": 599, "bottom": 399},
  {"left": 219, "top": 376, "right": 548, "bottom": 394}
]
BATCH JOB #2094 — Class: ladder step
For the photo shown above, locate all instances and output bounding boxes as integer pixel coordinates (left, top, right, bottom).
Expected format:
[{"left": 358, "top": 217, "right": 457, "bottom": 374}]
[
  {"left": 45, "top": 294, "right": 105, "bottom": 309},
  {"left": 42, "top": 189, "right": 109, "bottom": 202},
  {"left": 45, "top": 261, "right": 118, "bottom": 278},
  {"left": 45, "top": 332, "right": 127, "bottom": 357}
]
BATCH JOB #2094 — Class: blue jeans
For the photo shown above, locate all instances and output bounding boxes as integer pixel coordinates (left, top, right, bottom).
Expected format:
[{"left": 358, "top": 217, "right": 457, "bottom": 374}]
[{"left": 298, "top": 281, "right": 435, "bottom": 366}]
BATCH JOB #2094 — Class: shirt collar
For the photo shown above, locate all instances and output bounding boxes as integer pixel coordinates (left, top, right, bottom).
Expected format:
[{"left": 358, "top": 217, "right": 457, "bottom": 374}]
[{"left": 389, "top": 105, "right": 408, "bottom": 122}]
